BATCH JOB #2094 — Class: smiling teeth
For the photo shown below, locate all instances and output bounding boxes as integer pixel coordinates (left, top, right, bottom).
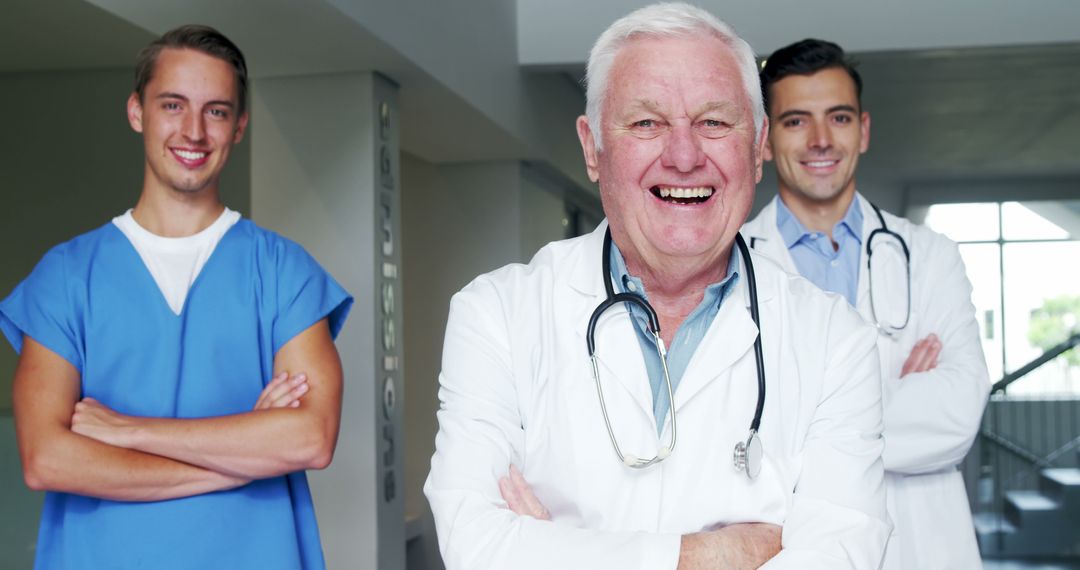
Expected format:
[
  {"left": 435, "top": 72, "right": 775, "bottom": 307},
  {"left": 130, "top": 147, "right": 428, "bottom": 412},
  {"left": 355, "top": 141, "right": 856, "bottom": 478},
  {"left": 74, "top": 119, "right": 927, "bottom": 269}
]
[
  {"left": 658, "top": 186, "right": 713, "bottom": 199},
  {"left": 175, "top": 150, "right": 207, "bottom": 160},
  {"left": 805, "top": 161, "right": 837, "bottom": 167}
]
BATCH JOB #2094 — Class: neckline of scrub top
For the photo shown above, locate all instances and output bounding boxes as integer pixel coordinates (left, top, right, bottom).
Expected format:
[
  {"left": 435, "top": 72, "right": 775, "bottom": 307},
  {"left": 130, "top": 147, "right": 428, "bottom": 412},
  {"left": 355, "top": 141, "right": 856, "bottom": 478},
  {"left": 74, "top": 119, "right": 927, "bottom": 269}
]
[{"left": 107, "top": 218, "right": 246, "bottom": 318}]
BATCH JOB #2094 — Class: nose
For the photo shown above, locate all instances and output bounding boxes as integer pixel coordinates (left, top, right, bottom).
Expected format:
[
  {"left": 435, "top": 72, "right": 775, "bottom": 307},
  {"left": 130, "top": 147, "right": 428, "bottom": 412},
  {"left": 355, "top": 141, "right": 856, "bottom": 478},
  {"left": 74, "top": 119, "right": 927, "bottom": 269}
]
[
  {"left": 807, "top": 119, "right": 832, "bottom": 150},
  {"left": 660, "top": 123, "right": 706, "bottom": 172},
  {"left": 182, "top": 109, "right": 206, "bottom": 142}
]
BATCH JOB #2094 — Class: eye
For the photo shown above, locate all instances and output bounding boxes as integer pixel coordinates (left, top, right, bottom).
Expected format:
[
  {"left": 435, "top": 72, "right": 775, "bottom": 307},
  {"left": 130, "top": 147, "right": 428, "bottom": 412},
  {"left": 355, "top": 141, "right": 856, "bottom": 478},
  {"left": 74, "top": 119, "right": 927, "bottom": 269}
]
[
  {"left": 207, "top": 108, "right": 230, "bottom": 119},
  {"left": 781, "top": 117, "right": 804, "bottom": 128},
  {"left": 633, "top": 119, "right": 657, "bottom": 129},
  {"left": 162, "top": 101, "right": 182, "bottom": 112},
  {"left": 832, "top": 114, "right": 854, "bottom": 125}
]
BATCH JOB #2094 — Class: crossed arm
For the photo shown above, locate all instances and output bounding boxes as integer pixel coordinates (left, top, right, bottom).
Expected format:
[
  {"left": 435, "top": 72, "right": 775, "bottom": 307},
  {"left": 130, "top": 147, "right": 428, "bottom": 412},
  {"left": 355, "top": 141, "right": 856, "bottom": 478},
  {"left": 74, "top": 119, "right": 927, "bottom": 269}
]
[
  {"left": 883, "top": 240, "right": 991, "bottom": 474},
  {"left": 13, "top": 318, "right": 342, "bottom": 502},
  {"left": 499, "top": 464, "right": 781, "bottom": 569}
]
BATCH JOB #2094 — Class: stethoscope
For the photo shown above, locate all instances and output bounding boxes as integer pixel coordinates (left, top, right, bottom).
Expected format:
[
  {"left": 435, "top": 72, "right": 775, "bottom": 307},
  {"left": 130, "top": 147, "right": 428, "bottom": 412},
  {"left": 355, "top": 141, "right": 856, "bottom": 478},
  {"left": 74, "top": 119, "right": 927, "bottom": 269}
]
[
  {"left": 866, "top": 203, "right": 911, "bottom": 336},
  {"left": 585, "top": 228, "right": 766, "bottom": 478}
]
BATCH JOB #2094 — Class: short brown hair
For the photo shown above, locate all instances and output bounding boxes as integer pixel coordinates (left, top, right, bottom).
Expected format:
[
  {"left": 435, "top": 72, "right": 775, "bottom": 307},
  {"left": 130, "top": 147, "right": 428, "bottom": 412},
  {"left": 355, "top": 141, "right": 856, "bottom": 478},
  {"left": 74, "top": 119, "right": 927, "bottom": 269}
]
[{"left": 134, "top": 25, "right": 249, "bottom": 115}]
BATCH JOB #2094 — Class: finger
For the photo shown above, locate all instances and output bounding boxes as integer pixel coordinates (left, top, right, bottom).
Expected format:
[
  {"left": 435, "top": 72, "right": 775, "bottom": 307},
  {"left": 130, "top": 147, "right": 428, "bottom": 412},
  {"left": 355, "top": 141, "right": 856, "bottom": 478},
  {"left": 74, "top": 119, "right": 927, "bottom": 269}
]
[
  {"left": 510, "top": 464, "right": 550, "bottom": 520},
  {"left": 910, "top": 337, "right": 939, "bottom": 374},
  {"left": 900, "top": 339, "right": 927, "bottom": 378},
  {"left": 498, "top": 475, "right": 524, "bottom": 513},
  {"left": 259, "top": 373, "right": 302, "bottom": 409},
  {"left": 270, "top": 379, "right": 309, "bottom": 408},
  {"left": 255, "top": 373, "right": 289, "bottom": 409},
  {"left": 920, "top": 337, "right": 943, "bottom": 372}
]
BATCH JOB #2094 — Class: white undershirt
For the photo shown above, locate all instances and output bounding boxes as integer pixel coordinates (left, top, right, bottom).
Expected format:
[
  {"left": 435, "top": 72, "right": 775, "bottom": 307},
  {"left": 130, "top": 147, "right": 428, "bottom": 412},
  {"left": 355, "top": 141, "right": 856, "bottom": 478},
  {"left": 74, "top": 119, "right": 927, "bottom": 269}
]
[{"left": 112, "top": 208, "right": 241, "bottom": 315}]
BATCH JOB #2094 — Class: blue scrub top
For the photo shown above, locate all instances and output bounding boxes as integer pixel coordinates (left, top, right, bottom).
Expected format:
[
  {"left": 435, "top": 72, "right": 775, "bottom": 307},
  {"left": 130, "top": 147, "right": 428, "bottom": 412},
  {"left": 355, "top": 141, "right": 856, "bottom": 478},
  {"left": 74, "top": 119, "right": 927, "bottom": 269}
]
[{"left": 0, "top": 219, "right": 353, "bottom": 570}]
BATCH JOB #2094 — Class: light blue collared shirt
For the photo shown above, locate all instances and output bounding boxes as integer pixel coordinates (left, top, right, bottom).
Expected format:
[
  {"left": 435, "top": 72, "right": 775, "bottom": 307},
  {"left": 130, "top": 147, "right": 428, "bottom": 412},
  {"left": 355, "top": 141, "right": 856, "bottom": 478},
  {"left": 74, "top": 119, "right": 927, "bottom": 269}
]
[
  {"left": 776, "top": 195, "right": 864, "bottom": 306},
  {"left": 609, "top": 243, "right": 740, "bottom": 433}
]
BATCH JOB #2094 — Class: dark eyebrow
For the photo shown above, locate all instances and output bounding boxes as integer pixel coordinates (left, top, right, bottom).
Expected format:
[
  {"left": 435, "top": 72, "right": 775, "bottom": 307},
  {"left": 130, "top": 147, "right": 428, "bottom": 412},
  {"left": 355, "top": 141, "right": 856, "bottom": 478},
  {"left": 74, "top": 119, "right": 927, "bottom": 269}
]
[
  {"left": 775, "top": 109, "right": 810, "bottom": 121},
  {"left": 156, "top": 92, "right": 189, "bottom": 102},
  {"left": 827, "top": 104, "right": 859, "bottom": 114},
  {"left": 776, "top": 104, "right": 859, "bottom": 122}
]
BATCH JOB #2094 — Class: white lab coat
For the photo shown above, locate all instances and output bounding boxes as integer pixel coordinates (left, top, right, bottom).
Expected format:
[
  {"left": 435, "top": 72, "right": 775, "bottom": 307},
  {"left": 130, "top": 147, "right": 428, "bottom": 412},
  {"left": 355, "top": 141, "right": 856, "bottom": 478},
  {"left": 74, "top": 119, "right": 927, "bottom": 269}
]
[
  {"left": 425, "top": 222, "right": 891, "bottom": 570},
  {"left": 743, "top": 195, "right": 991, "bottom": 570}
]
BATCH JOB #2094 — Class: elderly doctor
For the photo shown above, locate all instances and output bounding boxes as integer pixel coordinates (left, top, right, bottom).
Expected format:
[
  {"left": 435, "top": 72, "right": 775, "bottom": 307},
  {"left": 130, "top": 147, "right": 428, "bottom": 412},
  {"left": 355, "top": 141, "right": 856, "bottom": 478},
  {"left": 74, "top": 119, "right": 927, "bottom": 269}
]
[
  {"left": 742, "top": 39, "right": 991, "bottom": 568},
  {"left": 425, "top": 4, "right": 891, "bottom": 569}
]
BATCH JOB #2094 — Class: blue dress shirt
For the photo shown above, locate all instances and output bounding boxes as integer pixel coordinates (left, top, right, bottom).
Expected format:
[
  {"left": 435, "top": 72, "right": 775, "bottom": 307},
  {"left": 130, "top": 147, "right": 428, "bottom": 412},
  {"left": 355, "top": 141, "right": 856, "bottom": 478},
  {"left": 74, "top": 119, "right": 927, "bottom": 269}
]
[
  {"left": 775, "top": 196, "right": 864, "bottom": 306},
  {"left": 609, "top": 242, "right": 740, "bottom": 433}
]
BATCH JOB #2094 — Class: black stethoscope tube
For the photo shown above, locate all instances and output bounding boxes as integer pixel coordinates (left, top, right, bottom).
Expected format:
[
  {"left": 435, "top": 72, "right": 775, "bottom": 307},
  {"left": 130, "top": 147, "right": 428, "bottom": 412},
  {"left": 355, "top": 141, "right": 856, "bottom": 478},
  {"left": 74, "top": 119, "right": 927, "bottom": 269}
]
[{"left": 587, "top": 228, "right": 766, "bottom": 467}]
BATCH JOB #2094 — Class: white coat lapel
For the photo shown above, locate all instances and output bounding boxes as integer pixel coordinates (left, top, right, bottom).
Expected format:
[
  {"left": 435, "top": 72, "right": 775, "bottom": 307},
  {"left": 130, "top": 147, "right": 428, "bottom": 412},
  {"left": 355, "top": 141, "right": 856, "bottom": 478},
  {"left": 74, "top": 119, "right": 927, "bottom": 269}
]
[
  {"left": 569, "top": 223, "right": 657, "bottom": 424},
  {"left": 672, "top": 273, "right": 760, "bottom": 410},
  {"left": 857, "top": 195, "right": 910, "bottom": 333}
]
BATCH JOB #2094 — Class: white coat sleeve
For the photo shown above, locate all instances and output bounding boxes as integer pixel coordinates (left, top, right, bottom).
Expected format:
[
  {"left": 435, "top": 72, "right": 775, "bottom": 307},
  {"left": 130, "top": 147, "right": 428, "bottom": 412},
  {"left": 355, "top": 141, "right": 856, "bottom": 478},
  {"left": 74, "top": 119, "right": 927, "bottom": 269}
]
[
  {"left": 881, "top": 237, "right": 991, "bottom": 475},
  {"left": 762, "top": 303, "right": 891, "bottom": 569},
  {"left": 424, "top": 277, "right": 681, "bottom": 570}
]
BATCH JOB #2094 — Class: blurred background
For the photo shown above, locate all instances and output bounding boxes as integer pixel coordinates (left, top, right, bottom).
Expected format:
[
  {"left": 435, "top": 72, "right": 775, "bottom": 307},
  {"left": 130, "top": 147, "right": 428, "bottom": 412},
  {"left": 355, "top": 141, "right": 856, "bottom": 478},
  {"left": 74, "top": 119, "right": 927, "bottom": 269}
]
[{"left": 1, "top": 0, "right": 1078, "bottom": 568}]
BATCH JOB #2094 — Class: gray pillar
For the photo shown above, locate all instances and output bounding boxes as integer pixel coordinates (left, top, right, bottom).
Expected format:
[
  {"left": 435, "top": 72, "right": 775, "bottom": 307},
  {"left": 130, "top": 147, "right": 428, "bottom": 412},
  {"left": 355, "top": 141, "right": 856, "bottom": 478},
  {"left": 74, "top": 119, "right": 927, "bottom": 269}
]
[{"left": 251, "top": 72, "right": 404, "bottom": 570}]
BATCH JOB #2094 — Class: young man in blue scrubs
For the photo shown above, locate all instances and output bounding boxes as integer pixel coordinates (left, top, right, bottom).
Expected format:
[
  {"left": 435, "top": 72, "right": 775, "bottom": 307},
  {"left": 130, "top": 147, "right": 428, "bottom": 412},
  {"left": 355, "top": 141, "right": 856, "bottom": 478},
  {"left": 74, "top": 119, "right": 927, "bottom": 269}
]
[{"left": 0, "top": 26, "right": 352, "bottom": 569}]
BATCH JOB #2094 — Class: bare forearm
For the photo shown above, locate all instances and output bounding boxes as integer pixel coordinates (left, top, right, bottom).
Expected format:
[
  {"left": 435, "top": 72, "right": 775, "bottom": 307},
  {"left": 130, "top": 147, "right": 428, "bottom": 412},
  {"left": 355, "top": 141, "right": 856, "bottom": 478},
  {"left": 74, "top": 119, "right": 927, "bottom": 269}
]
[
  {"left": 678, "top": 524, "right": 782, "bottom": 570},
  {"left": 24, "top": 429, "right": 245, "bottom": 502},
  {"left": 127, "top": 408, "right": 336, "bottom": 479}
]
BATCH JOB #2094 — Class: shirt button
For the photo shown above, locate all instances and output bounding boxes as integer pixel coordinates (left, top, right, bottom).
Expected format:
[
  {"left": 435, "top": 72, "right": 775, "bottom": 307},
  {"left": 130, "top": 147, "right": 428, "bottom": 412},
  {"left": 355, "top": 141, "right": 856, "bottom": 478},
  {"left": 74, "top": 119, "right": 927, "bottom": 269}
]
[
  {"left": 626, "top": 281, "right": 638, "bottom": 292},
  {"left": 831, "top": 260, "right": 839, "bottom": 267}
]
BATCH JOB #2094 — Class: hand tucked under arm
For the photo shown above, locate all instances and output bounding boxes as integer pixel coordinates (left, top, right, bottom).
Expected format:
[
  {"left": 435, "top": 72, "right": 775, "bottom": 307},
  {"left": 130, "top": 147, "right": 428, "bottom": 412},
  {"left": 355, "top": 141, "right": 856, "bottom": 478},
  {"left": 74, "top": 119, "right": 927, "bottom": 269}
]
[
  {"left": 15, "top": 336, "right": 249, "bottom": 502},
  {"left": 499, "top": 463, "right": 780, "bottom": 569},
  {"left": 900, "top": 334, "right": 941, "bottom": 378},
  {"left": 253, "top": 371, "right": 309, "bottom": 410},
  {"left": 74, "top": 319, "right": 343, "bottom": 480}
]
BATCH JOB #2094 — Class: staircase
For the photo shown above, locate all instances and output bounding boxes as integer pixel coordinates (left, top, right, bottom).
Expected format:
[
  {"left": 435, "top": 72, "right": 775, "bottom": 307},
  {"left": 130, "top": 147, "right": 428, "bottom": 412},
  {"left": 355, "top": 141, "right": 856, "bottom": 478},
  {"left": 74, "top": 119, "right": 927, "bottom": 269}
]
[{"left": 975, "top": 436, "right": 1080, "bottom": 557}]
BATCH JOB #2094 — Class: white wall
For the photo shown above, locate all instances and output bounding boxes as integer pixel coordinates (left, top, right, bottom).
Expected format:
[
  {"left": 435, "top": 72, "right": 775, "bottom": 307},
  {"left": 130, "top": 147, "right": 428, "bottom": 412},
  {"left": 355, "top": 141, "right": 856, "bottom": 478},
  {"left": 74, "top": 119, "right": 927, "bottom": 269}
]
[
  {"left": 400, "top": 153, "right": 570, "bottom": 570},
  {"left": 251, "top": 72, "right": 401, "bottom": 569}
]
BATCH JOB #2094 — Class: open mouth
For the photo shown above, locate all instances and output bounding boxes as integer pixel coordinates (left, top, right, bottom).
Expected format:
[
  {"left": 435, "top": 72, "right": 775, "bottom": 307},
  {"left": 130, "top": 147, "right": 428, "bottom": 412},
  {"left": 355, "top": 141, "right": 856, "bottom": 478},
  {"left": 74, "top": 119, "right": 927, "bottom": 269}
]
[
  {"left": 171, "top": 148, "right": 210, "bottom": 167},
  {"left": 801, "top": 159, "right": 839, "bottom": 169},
  {"left": 650, "top": 186, "right": 714, "bottom": 205}
]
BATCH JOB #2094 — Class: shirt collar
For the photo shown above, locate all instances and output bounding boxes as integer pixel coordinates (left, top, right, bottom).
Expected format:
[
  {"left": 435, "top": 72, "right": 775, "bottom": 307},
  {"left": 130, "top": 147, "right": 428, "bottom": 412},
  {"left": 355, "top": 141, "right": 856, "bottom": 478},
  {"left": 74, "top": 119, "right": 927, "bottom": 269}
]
[
  {"left": 608, "top": 241, "right": 740, "bottom": 309},
  {"left": 775, "top": 194, "right": 864, "bottom": 248}
]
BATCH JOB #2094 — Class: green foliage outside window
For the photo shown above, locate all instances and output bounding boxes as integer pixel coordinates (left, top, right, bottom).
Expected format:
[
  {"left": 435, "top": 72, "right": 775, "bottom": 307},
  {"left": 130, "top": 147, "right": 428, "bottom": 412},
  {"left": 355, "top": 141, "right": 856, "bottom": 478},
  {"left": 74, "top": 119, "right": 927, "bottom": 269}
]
[{"left": 1028, "top": 295, "right": 1080, "bottom": 367}]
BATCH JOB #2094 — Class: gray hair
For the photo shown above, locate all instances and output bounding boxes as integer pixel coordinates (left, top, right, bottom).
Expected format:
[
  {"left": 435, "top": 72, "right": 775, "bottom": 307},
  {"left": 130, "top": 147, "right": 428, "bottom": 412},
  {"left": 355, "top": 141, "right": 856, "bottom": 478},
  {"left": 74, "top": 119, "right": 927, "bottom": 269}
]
[{"left": 584, "top": 2, "right": 765, "bottom": 150}]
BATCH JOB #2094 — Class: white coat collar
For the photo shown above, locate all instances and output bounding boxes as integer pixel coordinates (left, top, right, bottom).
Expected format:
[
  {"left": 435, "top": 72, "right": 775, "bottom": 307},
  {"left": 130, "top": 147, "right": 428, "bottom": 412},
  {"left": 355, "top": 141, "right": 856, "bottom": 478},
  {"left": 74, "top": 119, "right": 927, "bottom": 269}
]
[
  {"left": 565, "top": 220, "right": 773, "bottom": 427},
  {"left": 743, "top": 192, "right": 910, "bottom": 332}
]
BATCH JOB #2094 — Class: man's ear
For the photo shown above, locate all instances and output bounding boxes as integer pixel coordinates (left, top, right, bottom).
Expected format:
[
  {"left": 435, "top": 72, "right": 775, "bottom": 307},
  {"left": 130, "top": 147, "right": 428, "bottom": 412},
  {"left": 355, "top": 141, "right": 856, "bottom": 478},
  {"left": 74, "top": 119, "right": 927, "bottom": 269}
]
[
  {"left": 576, "top": 115, "right": 601, "bottom": 183},
  {"left": 127, "top": 92, "right": 144, "bottom": 133},
  {"left": 233, "top": 111, "right": 250, "bottom": 144},
  {"left": 859, "top": 111, "right": 871, "bottom": 154},
  {"left": 756, "top": 117, "right": 770, "bottom": 183}
]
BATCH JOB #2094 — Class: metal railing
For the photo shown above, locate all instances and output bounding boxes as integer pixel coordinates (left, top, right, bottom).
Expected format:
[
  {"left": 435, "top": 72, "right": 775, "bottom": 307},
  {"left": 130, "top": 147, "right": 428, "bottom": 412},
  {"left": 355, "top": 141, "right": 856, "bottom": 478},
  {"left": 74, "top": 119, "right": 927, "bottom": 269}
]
[{"left": 975, "top": 332, "right": 1080, "bottom": 556}]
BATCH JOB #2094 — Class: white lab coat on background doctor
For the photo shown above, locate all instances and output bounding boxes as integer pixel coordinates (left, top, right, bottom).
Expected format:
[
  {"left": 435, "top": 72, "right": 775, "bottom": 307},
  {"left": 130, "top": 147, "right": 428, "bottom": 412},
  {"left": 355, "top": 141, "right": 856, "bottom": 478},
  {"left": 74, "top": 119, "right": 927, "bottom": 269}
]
[
  {"left": 425, "top": 222, "right": 891, "bottom": 570},
  {"left": 743, "top": 194, "right": 991, "bottom": 569}
]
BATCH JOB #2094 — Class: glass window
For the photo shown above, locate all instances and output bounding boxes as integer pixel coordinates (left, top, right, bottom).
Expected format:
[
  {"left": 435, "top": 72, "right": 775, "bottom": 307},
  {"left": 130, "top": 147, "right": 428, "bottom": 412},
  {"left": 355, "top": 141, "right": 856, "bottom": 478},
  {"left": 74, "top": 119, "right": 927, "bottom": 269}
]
[
  {"left": 912, "top": 200, "right": 1080, "bottom": 396},
  {"left": 1002, "top": 201, "right": 1070, "bottom": 241},
  {"left": 959, "top": 243, "right": 1003, "bottom": 382},
  {"left": 1002, "top": 241, "right": 1080, "bottom": 396},
  {"left": 924, "top": 203, "right": 1000, "bottom": 242}
]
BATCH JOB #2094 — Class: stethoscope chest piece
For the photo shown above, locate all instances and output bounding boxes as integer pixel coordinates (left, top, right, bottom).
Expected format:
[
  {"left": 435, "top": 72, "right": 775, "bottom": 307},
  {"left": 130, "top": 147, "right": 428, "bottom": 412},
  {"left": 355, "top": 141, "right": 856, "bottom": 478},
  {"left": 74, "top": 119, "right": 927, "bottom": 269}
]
[{"left": 733, "top": 429, "right": 763, "bottom": 479}]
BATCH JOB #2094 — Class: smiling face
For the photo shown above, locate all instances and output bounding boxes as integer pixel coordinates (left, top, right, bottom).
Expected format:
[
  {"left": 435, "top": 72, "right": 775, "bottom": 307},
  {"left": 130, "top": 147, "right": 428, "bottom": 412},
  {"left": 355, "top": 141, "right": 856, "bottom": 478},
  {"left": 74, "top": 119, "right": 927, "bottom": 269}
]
[
  {"left": 764, "top": 67, "right": 869, "bottom": 208},
  {"left": 127, "top": 47, "right": 248, "bottom": 198},
  {"left": 577, "top": 33, "right": 766, "bottom": 275}
]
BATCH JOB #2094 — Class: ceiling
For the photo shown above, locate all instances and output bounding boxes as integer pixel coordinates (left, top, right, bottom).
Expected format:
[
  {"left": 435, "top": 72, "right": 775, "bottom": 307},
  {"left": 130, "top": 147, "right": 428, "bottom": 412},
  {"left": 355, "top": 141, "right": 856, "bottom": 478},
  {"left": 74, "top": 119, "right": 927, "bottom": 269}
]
[{"left": 3, "top": 0, "right": 1078, "bottom": 206}]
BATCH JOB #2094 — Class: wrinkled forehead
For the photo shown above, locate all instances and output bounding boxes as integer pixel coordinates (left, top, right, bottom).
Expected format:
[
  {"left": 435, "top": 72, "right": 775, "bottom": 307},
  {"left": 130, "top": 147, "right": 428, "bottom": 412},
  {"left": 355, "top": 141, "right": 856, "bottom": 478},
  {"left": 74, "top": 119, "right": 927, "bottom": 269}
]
[{"left": 604, "top": 34, "right": 750, "bottom": 117}]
